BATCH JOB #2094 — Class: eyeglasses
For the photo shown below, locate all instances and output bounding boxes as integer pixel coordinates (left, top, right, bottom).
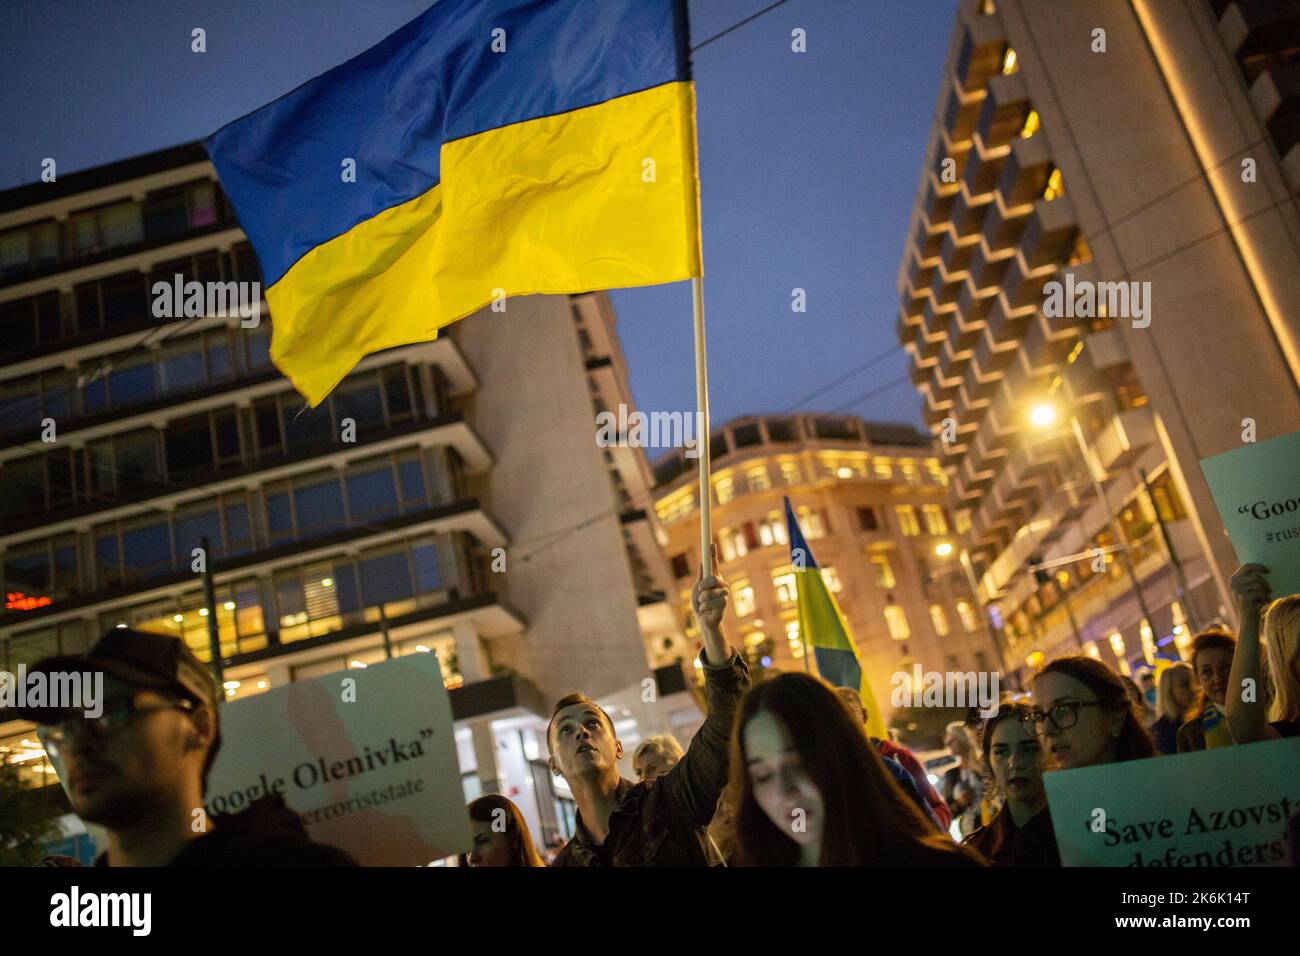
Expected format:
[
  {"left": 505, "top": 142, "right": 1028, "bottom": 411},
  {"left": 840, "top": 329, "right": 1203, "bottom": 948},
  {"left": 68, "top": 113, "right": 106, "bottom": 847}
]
[
  {"left": 40, "top": 695, "right": 196, "bottom": 756},
  {"left": 1029, "top": 699, "right": 1104, "bottom": 731}
]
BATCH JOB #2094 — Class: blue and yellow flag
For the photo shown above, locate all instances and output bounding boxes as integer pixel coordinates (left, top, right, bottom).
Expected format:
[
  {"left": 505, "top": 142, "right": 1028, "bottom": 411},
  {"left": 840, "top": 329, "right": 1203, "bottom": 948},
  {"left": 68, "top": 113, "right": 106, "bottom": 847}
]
[
  {"left": 784, "top": 496, "right": 888, "bottom": 740},
  {"left": 207, "top": 0, "right": 700, "bottom": 405}
]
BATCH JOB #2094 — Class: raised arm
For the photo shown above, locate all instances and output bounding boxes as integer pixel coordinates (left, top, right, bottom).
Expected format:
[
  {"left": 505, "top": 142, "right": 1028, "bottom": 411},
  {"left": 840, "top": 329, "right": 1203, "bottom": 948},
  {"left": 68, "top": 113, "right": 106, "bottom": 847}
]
[
  {"left": 660, "top": 559, "right": 751, "bottom": 827},
  {"left": 1225, "top": 564, "right": 1280, "bottom": 744}
]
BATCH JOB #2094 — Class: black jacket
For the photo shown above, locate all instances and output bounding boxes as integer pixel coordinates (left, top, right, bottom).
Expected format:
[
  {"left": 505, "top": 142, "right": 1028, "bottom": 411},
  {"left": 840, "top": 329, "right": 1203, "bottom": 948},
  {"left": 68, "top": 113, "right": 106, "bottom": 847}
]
[
  {"left": 95, "top": 794, "right": 357, "bottom": 867},
  {"left": 553, "top": 650, "right": 750, "bottom": 867}
]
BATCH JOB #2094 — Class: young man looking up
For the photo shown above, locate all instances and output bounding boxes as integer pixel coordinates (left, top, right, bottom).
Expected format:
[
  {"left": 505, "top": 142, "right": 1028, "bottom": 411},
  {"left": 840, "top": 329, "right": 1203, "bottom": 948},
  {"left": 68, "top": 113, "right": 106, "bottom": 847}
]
[{"left": 548, "top": 562, "right": 749, "bottom": 866}]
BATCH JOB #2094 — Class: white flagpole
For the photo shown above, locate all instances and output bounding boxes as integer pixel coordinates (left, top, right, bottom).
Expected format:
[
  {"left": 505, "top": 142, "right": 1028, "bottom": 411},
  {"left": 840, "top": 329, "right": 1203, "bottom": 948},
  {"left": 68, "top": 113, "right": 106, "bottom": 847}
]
[{"left": 692, "top": 276, "right": 712, "bottom": 578}]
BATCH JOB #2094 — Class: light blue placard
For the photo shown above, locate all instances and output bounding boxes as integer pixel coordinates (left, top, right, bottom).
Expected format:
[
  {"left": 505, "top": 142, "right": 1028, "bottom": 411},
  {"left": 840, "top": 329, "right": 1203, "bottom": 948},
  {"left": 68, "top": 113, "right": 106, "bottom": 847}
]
[
  {"left": 1044, "top": 738, "right": 1300, "bottom": 867},
  {"left": 1200, "top": 429, "right": 1300, "bottom": 598}
]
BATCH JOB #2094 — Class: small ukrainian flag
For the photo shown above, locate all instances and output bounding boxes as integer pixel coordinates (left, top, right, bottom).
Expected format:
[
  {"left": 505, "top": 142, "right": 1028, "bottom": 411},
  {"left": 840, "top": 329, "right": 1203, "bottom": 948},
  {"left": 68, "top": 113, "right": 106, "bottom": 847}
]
[
  {"left": 784, "top": 496, "right": 889, "bottom": 740},
  {"left": 207, "top": 0, "right": 700, "bottom": 406}
]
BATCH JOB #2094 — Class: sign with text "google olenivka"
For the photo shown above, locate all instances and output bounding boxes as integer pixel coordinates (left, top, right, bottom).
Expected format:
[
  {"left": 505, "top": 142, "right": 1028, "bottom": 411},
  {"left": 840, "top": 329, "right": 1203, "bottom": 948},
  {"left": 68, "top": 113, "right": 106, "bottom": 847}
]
[{"left": 206, "top": 652, "right": 470, "bottom": 865}]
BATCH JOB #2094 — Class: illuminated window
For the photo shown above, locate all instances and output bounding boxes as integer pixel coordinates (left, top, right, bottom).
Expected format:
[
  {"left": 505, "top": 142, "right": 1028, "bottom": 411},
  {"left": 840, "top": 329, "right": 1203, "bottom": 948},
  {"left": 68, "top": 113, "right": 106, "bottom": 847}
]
[
  {"left": 895, "top": 505, "right": 920, "bottom": 536},
  {"left": 656, "top": 492, "right": 696, "bottom": 524},
  {"left": 922, "top": 504, "right": 948, "bottom": 535},
  {"left": 901, "top": 462, "right": 920, "bottom": 486},
  {"left": 747, "top": 465, "right": 771, "bottom": 492},
  {"left": 820, "top": 566, "right": 842, "bottom": 593},
  {"left": 780, "top": 462, "right": 801, "bottom": 485},
  {"left": 954, "top": 510, "right": 972, "bottom": 534},
  {"left": 1020, "top": 109, "right": 1040, "bottom": 139},
  {"left": 715, "top": 476, "right": 735, "bottom": 505},
  {"left": 874, "top": 459, "right": 893, "bottom": 479},
  {"left": 1002, "top": 47, "right": 1018, "bottom": 75},
  {"left": 1067, "top": 233, "right": 1092, "bottom": 265},
  {"left": 719, "top": 526, "right": 748, "bottom": 561},
  {"left": 930, "top": 604, "right": 950, "bottom": 637},
  {"left": 757, "top": 512, "right": 788, "bottom": 547},
  {"left": 980, "top": 0, "right": 996, "bottom": 13},
  {"left": 734, "top": 581, "right": 755, "bottom": 617},
  {"left": 956, "top": 600, "right": 979, "bottom": 633},
  {"left": 785, "top": 619, "right": 804, "bottom": 658},
  {"left": 796, "top": 505, "right": 826, "bottom": 539},
  {"left": 870, "top": 554, "right": 896, "bottom": 589},
  {"left": 1043, "top": 167, "right": 1064, "bottom": 201},
  {"left": 884, "top": 605, "right": 911, "bottom": 640},
  {"left": 772, "top": 568, "right": 798, "bottom": 605}
]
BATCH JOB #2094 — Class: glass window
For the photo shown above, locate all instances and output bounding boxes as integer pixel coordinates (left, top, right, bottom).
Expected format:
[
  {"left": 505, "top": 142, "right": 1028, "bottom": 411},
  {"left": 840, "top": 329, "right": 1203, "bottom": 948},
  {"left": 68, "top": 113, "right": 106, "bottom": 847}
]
[
  {"left": 174, "top": 506, "right": 222, "bottom": 562},
  {"left": 108, "top": 351, "right": 157, "bottom": 407},
  {"left": 245, "top": 327, "right": 272, "bottom": 370},
  {"left": 884, "top": 605, "right": 911, "bottom": 640},
  {"left": 205, "top": 329, "right": 232, "bottom": 380},
  {"left": 714, "top": 476, "right": 735, "bottom": 505},
  {"left": 874, "top": 459, "right": 893, "bottom": 479},
  {"left": 346, "top": 465, "right": 398, "bottom": 522},
  {"left": 94, "top": 530, "right": 120, "bottom": 587},
  {"left": 143, "top": 187, "right": 188, "bottom": 238},
  {"left": 225, "top": 500, "right": 253, "bottom": 554},
  {"left": 99, "top": 201, "right": 143, "bottom": 248},
  {"left": 820, "top": 567, "right": 842, "bottom": 593},
  {"left": 857, "top": 507, "right": 878, "bottom": 531},
  {"left": 780, "top": 462, "right": 800, "bottom": 485},
  {"left": 412, "top": 542, "right": 441, "bottom": 593},
  {"left": 214, "top": 410, "right": 240, "bottom": 462},
  {"left": 746, "top": 466, "right": 770, "bottom": 492},
  {"left": 957, "top": 600, "right": 979, "bottom": 633},
  {"left": 360, "top": 549, "right": 412, "bottom": 607},
  {"left": 333, "top": 375, "right": 386, "bottom": 433},
  {"left": 165, "top": 415, "right": 214, "bottom": 479},
  {"left": 772, "top": 569, "right": 797, "bottom": 605},
  {"left": 254, "top": 398, "right": 282, "bottom": 453},
  {"left": 895, "top": 505, "right": 920, "bottom": 536},
  {"left": 158, "top": 339, "right": 206, "bottom": 394},
  {"left": 382, "top": 367, "right": 414, "bottom": 420},
  {"left": 115, "top": 428, "right": 162, "bottom": 485},
  {"left": 796, "top": 506, "right": 826, "bottom": 539},
  {"left": 293, "top": 473, "right": 346, "bottom": 537},
  {"left": 120, "top": 519, "right": 172, "bottom": 581},
  {"left": 869, "top": 554, "right": 896, "bottom": 589},
  {"left": 930, "top": 604, "right": 950, "bottom": 637},
  {"left": 4, "top": 544, "right": 51, "bottom": 601},
  {"left": 282, "top": 399, "right": 332, "bottom": 448},
  {"left": 189, "top": 181, "right": 217, "bottom": 228},
  {"left": 275, "top": 571, "right": 308, "bottom": 641},
  {"left": 399, "top": 457, "right": 427, "bottom": 509},
  {"left": 733, "top": 581, "right": 755, "bottom": 616},
  {"left": 266, "top": 484, "right": 293, "bottom": 541},
  {"left": 101, "top": 271, "right": 147, "bottom": 328},
  {"left": 922, "top": 504, "right": 948, "bottom": 535}
]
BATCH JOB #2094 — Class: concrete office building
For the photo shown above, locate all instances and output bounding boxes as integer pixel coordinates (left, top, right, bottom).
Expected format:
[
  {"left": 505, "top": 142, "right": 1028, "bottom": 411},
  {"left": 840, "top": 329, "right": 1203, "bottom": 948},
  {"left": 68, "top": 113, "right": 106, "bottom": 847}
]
[
  {"left": 0, "top": 142, "right": 689, "bottom": 852},
  {"left": 895, "top": 0, "right": 1300, "bottom": 682},
  {"left": 652, "top": 413, "right": 1002, "bottom": 720}
]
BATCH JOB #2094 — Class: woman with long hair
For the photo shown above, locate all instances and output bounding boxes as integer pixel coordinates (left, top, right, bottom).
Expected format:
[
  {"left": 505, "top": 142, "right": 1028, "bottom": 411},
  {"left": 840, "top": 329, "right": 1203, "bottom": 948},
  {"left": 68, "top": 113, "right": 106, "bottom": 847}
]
[
  {"left": 1150, "top": 662, "right": 1195, "bottom": 755},
  {"left": 1177, "top": 628, "right": 1236, "bottom": 752},
  {"left": 460, "top": 794, "right": 545, "bottom": 867},
  {"left": 729, "top": 672, "right": 986, "bottom": 866},
  {"left": 1226, "top": 564, "right": 1300, "bottom": 741},
  {"left": 962, "top": 697, "right": 1060, "bottom": 866},
  {"left": 1031, "top": 656, "right": 1156, "bottom": 769}
]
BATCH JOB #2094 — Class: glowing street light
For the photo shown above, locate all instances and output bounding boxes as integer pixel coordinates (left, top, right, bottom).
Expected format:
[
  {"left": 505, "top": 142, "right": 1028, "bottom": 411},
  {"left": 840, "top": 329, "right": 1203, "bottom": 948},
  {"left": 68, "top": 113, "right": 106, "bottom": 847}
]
[
  {"left": 935, "top": 542, "right": 954, "bottom": 557},
  {"left": 1029, "top": 403, "right": 1057, "bottom": 428}
]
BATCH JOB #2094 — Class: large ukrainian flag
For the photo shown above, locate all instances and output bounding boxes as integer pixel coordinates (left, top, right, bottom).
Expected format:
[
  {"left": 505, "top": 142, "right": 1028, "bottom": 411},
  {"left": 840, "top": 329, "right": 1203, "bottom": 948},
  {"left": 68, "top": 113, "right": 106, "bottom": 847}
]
[
  {"left": 206, "top": 0, "right": 700, "bottom": 406},
  {"left": 784, "top": 496, "right": 889, "bottom": 740}
]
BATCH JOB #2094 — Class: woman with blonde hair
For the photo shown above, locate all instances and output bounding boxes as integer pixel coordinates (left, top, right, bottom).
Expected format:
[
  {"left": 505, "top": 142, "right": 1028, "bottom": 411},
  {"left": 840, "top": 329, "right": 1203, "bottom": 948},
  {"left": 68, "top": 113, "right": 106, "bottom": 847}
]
[
  {"left": 1150, "top": 662, "right": 1195, "bottom": 755},
  {"left": 1226, "top": 564, "right": 1300, "bottom": 741}
]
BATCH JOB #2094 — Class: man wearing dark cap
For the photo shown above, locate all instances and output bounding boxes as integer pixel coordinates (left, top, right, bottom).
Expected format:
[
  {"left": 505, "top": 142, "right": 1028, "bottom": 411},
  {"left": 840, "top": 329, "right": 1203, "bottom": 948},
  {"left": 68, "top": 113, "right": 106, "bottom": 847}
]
[{"left": 18, "top": 627, "right": 354, "bottom": 866}]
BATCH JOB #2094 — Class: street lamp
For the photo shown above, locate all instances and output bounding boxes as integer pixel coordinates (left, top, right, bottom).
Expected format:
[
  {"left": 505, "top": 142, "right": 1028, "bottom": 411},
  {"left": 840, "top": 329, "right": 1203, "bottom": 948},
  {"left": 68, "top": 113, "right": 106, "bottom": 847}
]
[{"left": 1027, "top": 400, "right": 1155, "bottom": 641}]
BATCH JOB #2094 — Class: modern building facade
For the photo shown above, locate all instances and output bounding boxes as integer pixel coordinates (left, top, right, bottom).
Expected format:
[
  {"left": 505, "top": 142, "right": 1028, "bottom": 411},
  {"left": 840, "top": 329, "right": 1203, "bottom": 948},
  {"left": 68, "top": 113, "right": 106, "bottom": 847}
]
[
  {"left": 652, "top": 413, "right": 1002, "bottom": 720},
  {"left": 895, "top": 0, "right": 1300, "bottom": 683},
  {"left": 0, "top": 142, "right": 689, "bottom": 851}
]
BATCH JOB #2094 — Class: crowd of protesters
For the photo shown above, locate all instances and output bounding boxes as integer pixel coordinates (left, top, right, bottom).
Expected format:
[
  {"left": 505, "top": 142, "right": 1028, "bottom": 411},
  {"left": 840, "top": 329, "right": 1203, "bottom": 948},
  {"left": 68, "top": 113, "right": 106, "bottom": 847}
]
[{"left": 15, "top": 557, "right": 1300, "bottom": 868}]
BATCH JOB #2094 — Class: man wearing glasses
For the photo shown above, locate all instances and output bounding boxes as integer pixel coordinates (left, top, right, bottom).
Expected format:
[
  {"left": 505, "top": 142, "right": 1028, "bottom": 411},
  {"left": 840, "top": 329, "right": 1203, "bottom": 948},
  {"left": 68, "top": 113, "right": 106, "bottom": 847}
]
[{"left": 17, "top": 627, "right": 354, "bottom": 866}]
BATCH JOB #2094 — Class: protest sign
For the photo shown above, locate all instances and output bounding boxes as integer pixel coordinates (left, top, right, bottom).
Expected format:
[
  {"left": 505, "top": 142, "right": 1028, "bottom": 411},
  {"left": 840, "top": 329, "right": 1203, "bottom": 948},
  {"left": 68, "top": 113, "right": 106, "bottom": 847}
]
[
  {"left": 1044, "top": 738, "right": 1300, "bottom": 866},
  {"left": 1200, "top": 429, "right": 1300, "bottom": 597},
  {"left": 205, "top": 652, "right": 469, "bottom": 865}
]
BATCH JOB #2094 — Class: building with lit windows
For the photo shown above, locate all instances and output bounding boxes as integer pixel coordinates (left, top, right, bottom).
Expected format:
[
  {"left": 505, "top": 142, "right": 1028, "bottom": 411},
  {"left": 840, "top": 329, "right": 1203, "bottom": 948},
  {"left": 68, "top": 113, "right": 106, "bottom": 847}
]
[
  {"left": 651, "top": 413, "right": 1002, "bottom": 720},
  {"left": 895, "top": 0, "right": 1300, "bottom": 683},
  {"left": 0, "top": 142, "right": 690, "bottom": 851}
]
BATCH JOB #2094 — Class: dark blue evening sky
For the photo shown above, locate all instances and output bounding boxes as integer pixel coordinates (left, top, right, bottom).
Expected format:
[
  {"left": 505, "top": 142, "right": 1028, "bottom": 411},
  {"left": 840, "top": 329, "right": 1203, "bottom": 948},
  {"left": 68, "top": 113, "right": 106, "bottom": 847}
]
[{"left": 0, "top": 0, "right": 958, "bottom": 430}]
